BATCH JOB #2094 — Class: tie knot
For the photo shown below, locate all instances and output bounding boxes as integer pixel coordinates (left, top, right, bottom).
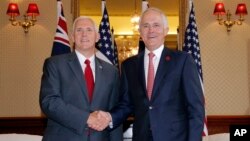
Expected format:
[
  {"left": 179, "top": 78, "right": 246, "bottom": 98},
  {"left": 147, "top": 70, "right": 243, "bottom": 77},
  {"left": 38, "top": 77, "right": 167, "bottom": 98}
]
[
  {"left": 148, "top": 52, "right": 155, "bottom": 59},
  {"left": 85, "top": 59, "right": 90, "bottom": 65}
]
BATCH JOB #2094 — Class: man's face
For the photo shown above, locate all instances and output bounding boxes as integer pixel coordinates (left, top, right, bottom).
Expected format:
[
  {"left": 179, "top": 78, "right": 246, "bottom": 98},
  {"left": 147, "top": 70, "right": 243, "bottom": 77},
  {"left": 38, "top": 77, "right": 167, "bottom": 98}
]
[
  {"left": 139, "top": 10, "right": 168, "bottom": 51},
  {"left": 72, "top": 19, "right": 99, "bottom": 53}
]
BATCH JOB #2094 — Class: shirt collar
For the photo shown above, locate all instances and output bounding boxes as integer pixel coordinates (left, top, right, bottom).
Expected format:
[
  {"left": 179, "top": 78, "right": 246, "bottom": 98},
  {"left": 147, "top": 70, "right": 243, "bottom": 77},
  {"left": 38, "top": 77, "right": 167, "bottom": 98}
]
[
  {"left": 145, "top": 45, "right": 164, "bottom": 59},
  {"left": 75, "top": 50, "right": 95, "bottom": 66}
]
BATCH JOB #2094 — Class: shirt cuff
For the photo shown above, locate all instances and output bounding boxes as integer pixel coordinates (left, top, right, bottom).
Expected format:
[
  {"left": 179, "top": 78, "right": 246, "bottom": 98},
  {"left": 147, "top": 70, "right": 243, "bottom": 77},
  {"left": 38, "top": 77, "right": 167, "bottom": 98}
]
[{"left": 107, "top": 112, "right": 113, "bottom": 128}]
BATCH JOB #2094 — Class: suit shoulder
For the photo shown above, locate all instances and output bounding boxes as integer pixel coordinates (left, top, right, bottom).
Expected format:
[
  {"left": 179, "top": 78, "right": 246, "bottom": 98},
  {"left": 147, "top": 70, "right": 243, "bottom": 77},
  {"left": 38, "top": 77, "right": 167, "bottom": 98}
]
[
  {"left": 122, "top": 53, "right": 140, "bottom": 65},
  {"left": 45, "top": 53, "right": 74, "bottom": 64},
  {"left": 46, "top": 53, "right": 72, "bottom": 61},
  {"left": 96, "top": 58, "right": 118, "bottom": 72},
  {"left": 168, "top": 49, "right": 189, "bottom": 56},
  {"left": 45, "top": 53, "right": 73, "bottom": 63},
  {"left": 168, "top": 49, "right": 191, "bottom": 60}
]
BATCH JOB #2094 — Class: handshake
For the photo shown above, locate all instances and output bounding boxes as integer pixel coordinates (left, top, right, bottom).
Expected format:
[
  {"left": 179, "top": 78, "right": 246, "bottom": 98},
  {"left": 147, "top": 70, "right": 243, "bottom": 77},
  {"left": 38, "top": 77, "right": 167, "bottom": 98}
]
[{"left": 87, "top": 111, "right": 112, "bottom": 131}]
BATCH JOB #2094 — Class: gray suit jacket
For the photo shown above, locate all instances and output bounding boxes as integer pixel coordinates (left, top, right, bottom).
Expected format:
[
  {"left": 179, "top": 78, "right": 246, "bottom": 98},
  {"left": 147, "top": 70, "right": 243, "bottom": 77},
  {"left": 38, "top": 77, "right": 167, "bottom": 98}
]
[{"left": 40, "top": 52, "right": 122, "bottom": 141}]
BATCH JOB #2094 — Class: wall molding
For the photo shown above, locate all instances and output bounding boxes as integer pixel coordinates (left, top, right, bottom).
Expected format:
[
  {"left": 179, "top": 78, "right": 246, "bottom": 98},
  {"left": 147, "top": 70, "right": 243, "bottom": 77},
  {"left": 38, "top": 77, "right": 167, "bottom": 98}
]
[
  {"left": 207, "top": 115, "right": 250, "bottom": 134},
  {"left": 0, "top": 117, "right": 47, "bottom": 135},
  {"left": 0, "top": 116, "right": 249, "bottom": 135}
]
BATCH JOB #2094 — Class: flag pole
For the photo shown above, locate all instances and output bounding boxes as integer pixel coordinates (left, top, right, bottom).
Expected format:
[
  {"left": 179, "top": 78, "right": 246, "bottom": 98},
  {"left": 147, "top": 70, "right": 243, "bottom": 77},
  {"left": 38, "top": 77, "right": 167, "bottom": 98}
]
[
  {"left": 138, "top": 0, "right": 148, "bottom": 53},
  {"left": 142, "top": 0, "right": 149, "bottom": 13},
  {"left": 102, "top": 0, "right": 106, "bottom": 15}
]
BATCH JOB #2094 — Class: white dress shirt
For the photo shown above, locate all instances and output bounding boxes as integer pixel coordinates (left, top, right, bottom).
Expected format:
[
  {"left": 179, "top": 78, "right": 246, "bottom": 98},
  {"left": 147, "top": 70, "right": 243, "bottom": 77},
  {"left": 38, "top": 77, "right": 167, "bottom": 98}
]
[
  {"left": 144, "top": 45, "right": 164, "bottom": 87},
  {"left": 75, "top": 50, "right": 96, "bottom": 81}
]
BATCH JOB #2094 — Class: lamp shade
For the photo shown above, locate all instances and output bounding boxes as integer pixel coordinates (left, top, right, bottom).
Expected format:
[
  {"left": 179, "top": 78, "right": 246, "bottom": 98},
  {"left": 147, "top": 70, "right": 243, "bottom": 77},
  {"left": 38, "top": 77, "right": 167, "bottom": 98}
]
[
  {"left": 213, "top": 3, "right": 226, "bottom": 15},
  {"left": 27, "top": 3, "right": 39, "bottom": 16},
  {"left": 235, "top": 3, "right": 248, "bottom": 15},
  {"left": 6, "top": 3, "right": 20, "bottom": 16}
]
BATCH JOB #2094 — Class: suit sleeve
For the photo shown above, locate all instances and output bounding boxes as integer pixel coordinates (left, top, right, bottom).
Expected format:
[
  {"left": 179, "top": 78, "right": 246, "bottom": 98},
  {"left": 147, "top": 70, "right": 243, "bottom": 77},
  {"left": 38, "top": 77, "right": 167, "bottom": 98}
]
[
  {"left": 39, "top": 58, "right": 89, "bottom": 135},
  {"left": 109, "top": 68, "right": 123, "bottom": 141},
  {"left": 182, "top": 54, "right": 205, "bottom": 141},
  {"left": 110, "top": 63, "right": 133, "bottom": 129}
]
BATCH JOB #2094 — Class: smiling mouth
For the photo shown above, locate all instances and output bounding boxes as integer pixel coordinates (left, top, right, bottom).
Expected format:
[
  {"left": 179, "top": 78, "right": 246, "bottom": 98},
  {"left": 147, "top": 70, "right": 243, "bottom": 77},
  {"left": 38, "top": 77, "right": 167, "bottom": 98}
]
[
  {"left": 148, "top": 36, "right": 156, "bottom": 39},
  {"left": 148, "top": 34, "right": 157, "bottom": 38},
  {"left": 81, "top": 39, "right": 89, "bottom": 42}
]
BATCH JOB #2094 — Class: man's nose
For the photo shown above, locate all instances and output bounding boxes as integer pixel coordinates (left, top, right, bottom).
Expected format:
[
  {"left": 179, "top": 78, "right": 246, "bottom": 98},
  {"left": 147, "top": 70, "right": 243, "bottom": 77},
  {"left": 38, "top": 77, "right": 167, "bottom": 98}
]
[{"left": 81, "top": 30, "right": 87, "bottom": 36}]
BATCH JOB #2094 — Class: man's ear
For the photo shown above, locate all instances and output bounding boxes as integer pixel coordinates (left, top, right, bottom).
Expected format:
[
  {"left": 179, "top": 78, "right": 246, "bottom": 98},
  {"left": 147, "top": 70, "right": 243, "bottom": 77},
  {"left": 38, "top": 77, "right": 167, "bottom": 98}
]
[
  {"left": 138, "top": 28, "right": 141, "bottom": 35},
  {"left": 96, "top": 32, "right": 100, "bottom": 42},
  {"left": 164, "top": 27, "right": 169, "bottom": 36},
  {"left": 71, "top": 34, "right": 75, "bottom": 43}
]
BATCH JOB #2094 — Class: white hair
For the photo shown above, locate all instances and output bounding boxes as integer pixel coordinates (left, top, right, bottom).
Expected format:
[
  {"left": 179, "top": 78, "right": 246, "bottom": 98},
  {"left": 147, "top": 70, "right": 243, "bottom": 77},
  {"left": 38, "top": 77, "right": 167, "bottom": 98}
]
[
  {"left": 139, "top": 7, "right": 169, "bottom": 29},
  {"left": 72, "top": 16, "right": 99, "bottom": 32}
]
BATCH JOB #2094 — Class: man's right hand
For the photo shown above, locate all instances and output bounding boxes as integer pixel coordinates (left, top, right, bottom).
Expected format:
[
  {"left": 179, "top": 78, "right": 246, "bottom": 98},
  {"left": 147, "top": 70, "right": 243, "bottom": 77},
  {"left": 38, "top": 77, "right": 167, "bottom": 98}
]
[{"left": 87, "top": 111, "right": 112, "bottom": 131}]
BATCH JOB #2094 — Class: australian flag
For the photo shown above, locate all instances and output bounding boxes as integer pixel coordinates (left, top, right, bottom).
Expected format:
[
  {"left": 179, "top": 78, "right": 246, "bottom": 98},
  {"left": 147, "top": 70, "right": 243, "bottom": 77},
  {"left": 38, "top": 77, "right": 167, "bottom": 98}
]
[
  {"left": 96, "top": 6, "right": 117, "bottom": 66},
  {"left": 182, "top": 1, "right": 208, "bottom": 136},
  {"left": 51, "top": 0, "right": 71, "bottom": 56}
]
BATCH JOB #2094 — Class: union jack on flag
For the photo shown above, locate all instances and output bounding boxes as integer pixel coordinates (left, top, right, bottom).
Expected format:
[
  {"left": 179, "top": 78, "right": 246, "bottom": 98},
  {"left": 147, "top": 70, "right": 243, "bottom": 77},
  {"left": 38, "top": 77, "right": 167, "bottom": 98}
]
[
  {"left": 96, "top": 6, "right": 117, "bottom": 66},
  {"left": 182, "top": 1, "right": 208, "bottom": 136},
  {"left": 51, "top": 0, "right": 71, "bottom": 56}
]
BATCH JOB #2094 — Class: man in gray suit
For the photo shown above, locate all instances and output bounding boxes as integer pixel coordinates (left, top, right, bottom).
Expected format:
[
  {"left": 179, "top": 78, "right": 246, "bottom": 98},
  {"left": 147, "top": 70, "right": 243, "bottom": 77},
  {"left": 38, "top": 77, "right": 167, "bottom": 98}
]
[{"left": 39, "top": 16, "right": 122, "bottom": 141}]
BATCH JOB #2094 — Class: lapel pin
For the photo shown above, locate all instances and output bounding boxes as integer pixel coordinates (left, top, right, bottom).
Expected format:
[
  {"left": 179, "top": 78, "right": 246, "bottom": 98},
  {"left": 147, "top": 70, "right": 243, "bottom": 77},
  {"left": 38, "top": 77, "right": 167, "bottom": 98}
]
[{"left": 165, "top": 55, "right": 171, "bottom": 61}]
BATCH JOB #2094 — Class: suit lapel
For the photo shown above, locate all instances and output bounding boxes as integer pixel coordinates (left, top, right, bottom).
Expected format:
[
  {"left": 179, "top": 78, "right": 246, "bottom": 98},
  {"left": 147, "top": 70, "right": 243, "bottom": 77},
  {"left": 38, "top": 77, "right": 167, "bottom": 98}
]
[
  {"left": 137, "top": 51, "right": 148, "bottom": 99},
  {"left": 68, "top": 52, "right": 89, "bottom": 103},
  {"left": 90, "top": 57, "right": 104, "bottom": 105},
  {"left": 151, "top": 47, "right": 172, "bottom": 101}
]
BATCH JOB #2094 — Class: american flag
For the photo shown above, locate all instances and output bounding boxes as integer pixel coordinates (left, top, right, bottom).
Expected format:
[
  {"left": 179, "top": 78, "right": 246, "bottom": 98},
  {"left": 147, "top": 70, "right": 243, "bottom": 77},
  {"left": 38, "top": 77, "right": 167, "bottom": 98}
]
[
  {"left": 96, "top": 6, "right": 117, "bottom": 66},
  {"left": 182, "top": 1, "right": 208, "bottom": 136},
  {"left": 111, "top": 27, "right": 119, "bottom": 68},
  {"left": 113, "top": 40, "right": 119, "bottom": 68},
  {"left": 51, "top": 0, "right": 71, "bottom": 56}
]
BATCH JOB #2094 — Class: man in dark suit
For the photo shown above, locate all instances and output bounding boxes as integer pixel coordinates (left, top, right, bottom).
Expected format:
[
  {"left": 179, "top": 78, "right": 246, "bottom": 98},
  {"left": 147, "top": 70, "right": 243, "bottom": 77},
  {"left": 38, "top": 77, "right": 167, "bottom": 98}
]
[
  {"left": 39, "top": 16, "right": 122, "bottom": 141},
  {"left": 92, "top": 7, "right": 205, "bottom": 141}
]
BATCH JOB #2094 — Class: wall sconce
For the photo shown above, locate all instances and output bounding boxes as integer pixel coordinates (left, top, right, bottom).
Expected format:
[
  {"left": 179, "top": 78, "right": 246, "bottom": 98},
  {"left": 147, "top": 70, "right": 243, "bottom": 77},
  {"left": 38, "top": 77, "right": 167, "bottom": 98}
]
[
  {"left": 213, "top": 3, "right": 247, "bottom": 32},
  {"left": 6, "top": 3, "right": 39, "bottom": 33}
]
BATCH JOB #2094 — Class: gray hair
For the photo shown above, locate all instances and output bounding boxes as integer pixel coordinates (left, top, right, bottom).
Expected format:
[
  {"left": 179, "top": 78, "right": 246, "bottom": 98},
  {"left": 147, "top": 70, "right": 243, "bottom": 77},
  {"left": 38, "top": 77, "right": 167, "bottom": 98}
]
[
  {"left": 72, "top": 16, "right": 99, "bottom": 32},
  {"left": 139, "top": 7, "right": 169, "bottom": 29}
]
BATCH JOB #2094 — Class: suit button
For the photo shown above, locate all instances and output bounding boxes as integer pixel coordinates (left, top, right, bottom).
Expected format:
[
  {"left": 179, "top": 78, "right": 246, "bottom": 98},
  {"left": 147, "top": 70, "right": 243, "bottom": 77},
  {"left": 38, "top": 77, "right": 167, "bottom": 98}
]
[{"left": 149, "top": 106, "right": 153, "bottom": 110}]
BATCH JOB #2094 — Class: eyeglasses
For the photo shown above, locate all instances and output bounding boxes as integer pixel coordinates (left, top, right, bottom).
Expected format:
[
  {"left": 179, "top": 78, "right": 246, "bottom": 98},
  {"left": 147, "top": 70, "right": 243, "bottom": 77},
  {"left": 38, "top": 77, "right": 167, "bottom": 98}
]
[{"left": 140, "top": 23, "right": 162, "bottom": 31}]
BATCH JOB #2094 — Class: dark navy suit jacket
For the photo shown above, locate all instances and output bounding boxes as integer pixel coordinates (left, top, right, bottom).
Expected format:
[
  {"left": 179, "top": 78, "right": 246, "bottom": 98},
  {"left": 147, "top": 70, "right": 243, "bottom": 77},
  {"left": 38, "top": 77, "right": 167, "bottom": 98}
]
[{"left": 111, "top": 47, "right": 205, "bottom": 141}]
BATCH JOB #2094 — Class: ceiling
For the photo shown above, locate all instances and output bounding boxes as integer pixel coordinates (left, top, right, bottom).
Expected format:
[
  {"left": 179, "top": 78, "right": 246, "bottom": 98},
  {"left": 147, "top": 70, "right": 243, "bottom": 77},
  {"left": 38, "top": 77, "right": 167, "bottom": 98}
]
[{"left": 80, "top": 0, "right": 179, "bottom": 16}]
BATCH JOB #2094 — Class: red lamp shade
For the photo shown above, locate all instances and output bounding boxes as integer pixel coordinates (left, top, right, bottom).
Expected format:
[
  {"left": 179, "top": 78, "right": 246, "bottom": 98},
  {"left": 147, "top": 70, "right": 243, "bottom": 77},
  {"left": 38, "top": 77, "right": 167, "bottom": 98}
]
[
  {"left": 6, "top": 3, "right": 20, "bottom": 16},
  {"left": 235, "top": 3, "right": 248, "bottom": 15},
  {"left": 213, "top": 3, "right": 226, "bottom": 15},
  {"left": 27, "top": 3, "right": 39, "bottom": 16}
]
